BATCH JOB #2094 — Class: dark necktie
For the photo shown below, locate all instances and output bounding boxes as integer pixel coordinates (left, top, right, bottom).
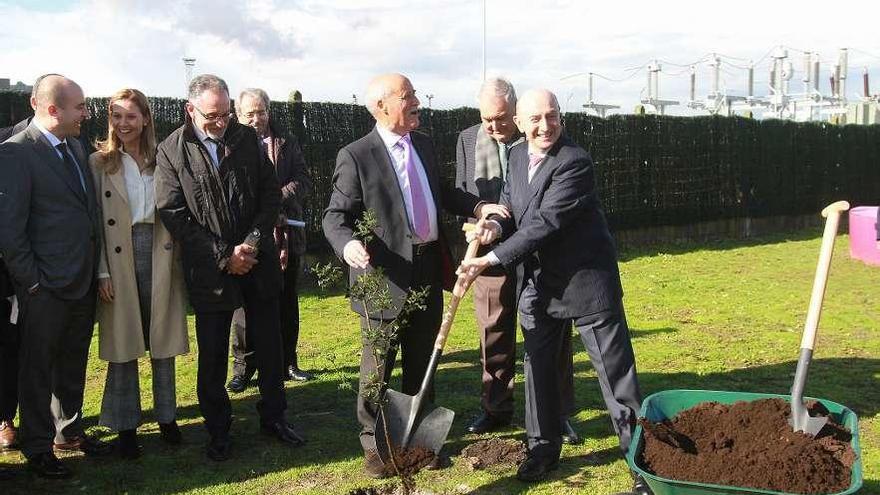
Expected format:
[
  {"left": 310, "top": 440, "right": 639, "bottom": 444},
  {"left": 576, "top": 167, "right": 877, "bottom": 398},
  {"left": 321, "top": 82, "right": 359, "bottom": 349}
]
[
  {"left": 207, "top": 137, "right": 225, "bottom": 167},
  {"left": 56, "top": 142, "right": 86, "bottom": 193}
]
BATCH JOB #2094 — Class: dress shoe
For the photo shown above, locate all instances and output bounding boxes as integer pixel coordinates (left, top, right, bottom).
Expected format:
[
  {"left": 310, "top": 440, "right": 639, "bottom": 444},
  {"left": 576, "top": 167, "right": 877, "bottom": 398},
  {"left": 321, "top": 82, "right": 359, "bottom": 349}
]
[
  {"left": 363, "top": 450, "right": 389, "bottom": 479},
  {"left": 632, "top": 473, "right": 654, "bottom": 495},
  {"left": 26, "top": 452, "right": 72, "bottom": 479},
  {"left": 286, "top": 365, "right": 314, "bottom": 382},
  {"left": 466, "top": 411, "right": 511, "bottom": 434},
  {"left": 206, "top": 436, "right": 231, "bottom": 462},
  {"left": 561, "top": 418, "right": 581, "bottom": 445},
  {"left": 54, "top": 434, "right": 113, "bottom": 457},
  {"left": 0, "top": 420, "right": 16, "bottom": 450},
  {"left": 226, "top": 373, "right": 252, "bottom": 393},
  {"left": 117, "top": 429, "right": 142, "bottom": 460},
  {"left": 260, "top": 421, "right": 305, "bottom": 447},
  {"left": 516, "top": 454, "right": 559, "bottom": 482},
  {"left": 159, "top": 421, "right": 182, "bottom": 445}
]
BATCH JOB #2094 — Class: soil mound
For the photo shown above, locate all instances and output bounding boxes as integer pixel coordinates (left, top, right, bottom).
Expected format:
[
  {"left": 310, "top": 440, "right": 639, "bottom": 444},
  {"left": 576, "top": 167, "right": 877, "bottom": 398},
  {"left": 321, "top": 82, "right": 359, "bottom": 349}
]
[
  {"left": 381, "top": 445, "right": 436, "bottom": 477},
  {"left": 460, "top": 437, "right": 527, "bottom": 470},
  {"left": 639, "top": 398, "right": 856, "bottom": 494}
]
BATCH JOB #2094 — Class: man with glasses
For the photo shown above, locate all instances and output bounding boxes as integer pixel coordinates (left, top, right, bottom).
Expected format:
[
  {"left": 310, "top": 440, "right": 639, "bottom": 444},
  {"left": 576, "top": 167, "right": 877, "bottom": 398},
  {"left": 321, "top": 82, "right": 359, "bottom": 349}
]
[
  {"left": 227, "top": 88, "right": 314, "bottom": 394},
  {"left": 155, "top": 74, "right": 305, "bottom": 462}
]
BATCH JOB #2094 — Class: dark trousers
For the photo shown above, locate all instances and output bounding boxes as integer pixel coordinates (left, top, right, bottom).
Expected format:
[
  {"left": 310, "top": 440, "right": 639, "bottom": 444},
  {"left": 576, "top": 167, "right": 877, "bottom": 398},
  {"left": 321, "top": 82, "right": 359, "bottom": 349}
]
[
  {"left": 17, "top": 285, "right": 96, "bottom": 457},
  {"left": 194, "top": 274, "right": 287, "bottom": 440},
  {"left": 473, "top": 270, "right": 575, "bottom": 419},
  {"left": 0, "top": 298, "right": 18, "bottom": 422},
  {"left": 357, "top": 244, "right": 443, "bottom": 452},
  {"left": 231, "top": 255, "right": 302, "bottom": 377},
  {"left": 519, "top": 281, "right": 642, "bottom": 461}
]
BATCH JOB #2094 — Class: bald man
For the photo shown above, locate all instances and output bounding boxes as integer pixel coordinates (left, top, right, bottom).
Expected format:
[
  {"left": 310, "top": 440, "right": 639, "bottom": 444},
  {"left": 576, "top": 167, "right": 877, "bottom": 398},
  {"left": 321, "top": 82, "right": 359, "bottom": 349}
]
[
  {"left": 0, "top": 74, "right": 111, "bottom": 479},
  {"left": 460, "top": 90, "right": 650, "bottom": 494},
  {"left": 322, "top": 73, "right": 503, "bottom": 477}
]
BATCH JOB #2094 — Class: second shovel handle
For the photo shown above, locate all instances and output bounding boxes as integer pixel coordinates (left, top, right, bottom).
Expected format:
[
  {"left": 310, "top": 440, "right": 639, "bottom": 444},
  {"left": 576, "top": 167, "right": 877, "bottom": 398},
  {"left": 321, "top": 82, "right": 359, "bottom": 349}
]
[{"left": 801, "top": 200, "right": 849, "bottom": 351}]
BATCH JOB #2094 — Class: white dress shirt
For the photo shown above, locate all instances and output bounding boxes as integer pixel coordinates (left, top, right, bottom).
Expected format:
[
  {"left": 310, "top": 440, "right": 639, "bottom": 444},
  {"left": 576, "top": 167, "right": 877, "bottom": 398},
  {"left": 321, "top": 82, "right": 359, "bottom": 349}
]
[
  {"left": 121, "top": 151, "right": 156, "bottom": 225},
  {"left": 375, "top": 125, "right": 439, "bottom": 243}
]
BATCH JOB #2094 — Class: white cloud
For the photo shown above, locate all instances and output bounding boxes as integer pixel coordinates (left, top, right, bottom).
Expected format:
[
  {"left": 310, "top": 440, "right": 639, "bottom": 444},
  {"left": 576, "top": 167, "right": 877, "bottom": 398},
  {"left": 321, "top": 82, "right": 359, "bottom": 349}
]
[{"left": 1, "top": 0, "right": 878, "bottom": 115}]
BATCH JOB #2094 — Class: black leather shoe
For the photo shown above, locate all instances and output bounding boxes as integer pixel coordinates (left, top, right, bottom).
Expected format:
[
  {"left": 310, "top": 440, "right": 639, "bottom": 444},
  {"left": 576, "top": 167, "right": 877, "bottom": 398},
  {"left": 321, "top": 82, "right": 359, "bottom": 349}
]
[
  {"left": 206, "top": 436, "right": 231, "bottom": 462},
  {"left": 260, "top": 421, "right": 305, "bottom": 447},
  {"left": 561, "top": 418, "right": 581, "bottom": 445},
  {"left": 286, "top": 365, "right": 314, "bottom": 382},
  {"left": 516, "top": 454, "right": 559, "bottom": 482},
  {"left": 226, "top": 373, "right": 251, "bottom": 393},
  {"left": 159, "top": 421, "right": 182, "bottom": 445},
  {"left": 117, "top": 429, "right": 142, "bottom": 460},
  {"left": 27, "top": 452, "right": 72, "bottom": 479},
  {"left": 363, "top": 450, "right": 389, "bottom": 479},
  {"left": 466, "top": 411, "right": 511, "bottom": 434},
  {"left": 632, "top": 473, "right": 654, "bottom": 495}
]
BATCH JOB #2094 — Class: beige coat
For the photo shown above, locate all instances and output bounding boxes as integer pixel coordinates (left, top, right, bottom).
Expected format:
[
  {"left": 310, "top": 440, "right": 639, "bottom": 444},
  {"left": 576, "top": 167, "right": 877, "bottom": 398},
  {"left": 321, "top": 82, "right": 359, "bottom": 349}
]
[{"left": 90, "top": 153, "right": 189, "bottom": 362}]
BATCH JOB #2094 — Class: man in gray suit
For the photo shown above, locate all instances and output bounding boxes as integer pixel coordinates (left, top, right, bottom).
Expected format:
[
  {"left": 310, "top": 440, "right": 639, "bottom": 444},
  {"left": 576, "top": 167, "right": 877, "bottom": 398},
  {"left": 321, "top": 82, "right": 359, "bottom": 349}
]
[
  {"left": 454, "top": 78, "right": 578, "bottom": 442},
  {"left": 0, "top": 74, "right": 111, "bottom": 479}
]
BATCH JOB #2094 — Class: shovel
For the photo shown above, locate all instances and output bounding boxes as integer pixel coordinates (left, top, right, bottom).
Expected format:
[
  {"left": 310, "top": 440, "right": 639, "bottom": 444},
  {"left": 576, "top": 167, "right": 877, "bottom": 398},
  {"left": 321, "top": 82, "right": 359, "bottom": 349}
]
[
  {"left": 789, "top": 200, "right": 849, "bottom": 435},
  {"left": 375, "top": 225, "right": 482, "bottom": 463}
]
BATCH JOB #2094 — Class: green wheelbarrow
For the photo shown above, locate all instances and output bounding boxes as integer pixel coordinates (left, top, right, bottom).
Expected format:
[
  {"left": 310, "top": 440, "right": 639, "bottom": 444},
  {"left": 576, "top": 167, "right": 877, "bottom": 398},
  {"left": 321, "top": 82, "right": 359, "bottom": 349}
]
[{"left": 626, "top": 389, "right": 863, "bottom": 495}]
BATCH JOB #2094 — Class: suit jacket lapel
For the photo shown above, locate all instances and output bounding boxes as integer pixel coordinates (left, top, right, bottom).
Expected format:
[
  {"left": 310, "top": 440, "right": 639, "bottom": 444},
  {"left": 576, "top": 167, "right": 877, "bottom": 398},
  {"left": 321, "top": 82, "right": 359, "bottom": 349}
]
[
  {"left": 411, "top": 133, "right": 440, "bottom": 206},
  {"left": 26, "top": 125, "right": 87, "bottom": 206}
]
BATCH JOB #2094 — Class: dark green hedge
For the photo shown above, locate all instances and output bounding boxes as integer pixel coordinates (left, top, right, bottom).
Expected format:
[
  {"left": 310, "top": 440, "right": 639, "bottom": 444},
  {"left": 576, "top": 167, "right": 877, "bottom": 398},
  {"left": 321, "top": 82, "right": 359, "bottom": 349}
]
[{"left": 3, "top": 91, "right": 878, "bottom": 249}]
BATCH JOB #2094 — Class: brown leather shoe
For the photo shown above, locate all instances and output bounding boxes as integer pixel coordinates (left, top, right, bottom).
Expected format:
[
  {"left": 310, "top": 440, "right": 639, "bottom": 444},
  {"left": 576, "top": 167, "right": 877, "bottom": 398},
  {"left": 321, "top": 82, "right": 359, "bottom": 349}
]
[
  {"left": 0, "top": 420, "right": 16, "bottom": 450},
  {"left": 54, "top": 434, "right": 113, "bottom": 456},
  {"left": 363, "top": 450, "right": 389, "bottom": 479}
]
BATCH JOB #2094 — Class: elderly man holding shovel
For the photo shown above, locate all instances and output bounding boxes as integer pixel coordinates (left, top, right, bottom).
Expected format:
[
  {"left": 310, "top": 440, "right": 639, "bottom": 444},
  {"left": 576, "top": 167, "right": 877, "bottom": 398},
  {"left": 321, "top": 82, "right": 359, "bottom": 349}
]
[
  {"left": 322, "top": 73, "right": 506, "bottom": 478},
  {"left": 459, "top": 88, "right": 652, "bottom": 494}
]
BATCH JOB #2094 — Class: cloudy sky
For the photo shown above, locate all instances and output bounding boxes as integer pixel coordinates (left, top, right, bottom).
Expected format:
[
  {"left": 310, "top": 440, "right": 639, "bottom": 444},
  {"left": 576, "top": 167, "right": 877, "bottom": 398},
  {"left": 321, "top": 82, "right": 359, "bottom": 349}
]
[{"left": 2, "top": 0, "right": 879, "bottom": 115}]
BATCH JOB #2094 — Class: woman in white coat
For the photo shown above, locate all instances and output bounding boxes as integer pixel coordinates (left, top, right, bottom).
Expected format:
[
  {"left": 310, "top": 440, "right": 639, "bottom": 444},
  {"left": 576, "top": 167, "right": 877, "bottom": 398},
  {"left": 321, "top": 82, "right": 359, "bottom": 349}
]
[{"left": 90, "top": 89, "right": 189, "bottom": 459}]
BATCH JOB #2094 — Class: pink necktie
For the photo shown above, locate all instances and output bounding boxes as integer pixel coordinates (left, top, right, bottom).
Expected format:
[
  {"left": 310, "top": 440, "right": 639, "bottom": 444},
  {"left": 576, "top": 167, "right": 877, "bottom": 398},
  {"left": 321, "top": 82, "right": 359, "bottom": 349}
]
[
  {"left": 399, "top": 135, "right": 431, "bottom": 241},
  {"left": 528, "top": 153, "right": 544, "bottom": 170}
]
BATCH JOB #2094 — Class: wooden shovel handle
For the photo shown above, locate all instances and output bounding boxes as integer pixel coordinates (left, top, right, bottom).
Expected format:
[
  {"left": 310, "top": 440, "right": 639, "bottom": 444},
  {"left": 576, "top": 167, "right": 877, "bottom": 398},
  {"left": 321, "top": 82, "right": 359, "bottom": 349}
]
[
  {"left": 800, "top": 200, "right": 849, "bottom": 351},
  {"left": 433, "top": 224, "right": 482, "bottom": 351}
]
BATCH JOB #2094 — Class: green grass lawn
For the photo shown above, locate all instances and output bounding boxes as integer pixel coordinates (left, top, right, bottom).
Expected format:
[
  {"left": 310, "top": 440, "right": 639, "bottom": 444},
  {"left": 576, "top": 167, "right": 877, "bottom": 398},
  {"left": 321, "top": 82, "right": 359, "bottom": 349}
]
[{"left": 2, "top": 228, "right": 878, "bottom": 494}]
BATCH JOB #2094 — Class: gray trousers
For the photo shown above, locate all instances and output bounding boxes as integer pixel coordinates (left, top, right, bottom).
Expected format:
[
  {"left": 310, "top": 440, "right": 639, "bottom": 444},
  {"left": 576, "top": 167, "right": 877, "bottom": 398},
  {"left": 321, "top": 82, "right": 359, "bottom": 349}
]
[
  {"left": 98, "top": 223, "right": 176, "bottom": 432},
  {"left": 519, "top": 281, "right": 642, "bottom": 461},
  {"left": 99, "top": 357, "right": 177, "bottom": 432}
]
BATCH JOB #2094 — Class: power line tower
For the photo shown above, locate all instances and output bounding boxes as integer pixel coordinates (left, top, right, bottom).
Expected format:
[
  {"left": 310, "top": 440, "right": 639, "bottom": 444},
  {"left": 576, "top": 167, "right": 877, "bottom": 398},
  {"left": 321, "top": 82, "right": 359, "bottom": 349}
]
[{"left": 182, "top": 57, "right": 196, "bottom": 95}]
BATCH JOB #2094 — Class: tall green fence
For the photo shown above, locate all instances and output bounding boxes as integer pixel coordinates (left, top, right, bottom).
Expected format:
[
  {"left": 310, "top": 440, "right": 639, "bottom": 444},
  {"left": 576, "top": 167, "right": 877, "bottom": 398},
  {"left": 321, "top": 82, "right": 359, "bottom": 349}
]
[{"left": 2, "top": 91, "right": 878, "bottom": 251}]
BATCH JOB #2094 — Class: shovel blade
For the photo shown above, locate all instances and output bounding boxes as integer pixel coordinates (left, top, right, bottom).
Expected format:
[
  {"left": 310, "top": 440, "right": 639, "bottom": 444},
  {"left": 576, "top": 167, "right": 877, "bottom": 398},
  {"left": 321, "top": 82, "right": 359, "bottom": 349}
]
[
  {"left": 375, "top": 389, "right": 454, "bottom": 464},
  {"left": 789, "top": 413, "right": 828, "bottom": 436}
]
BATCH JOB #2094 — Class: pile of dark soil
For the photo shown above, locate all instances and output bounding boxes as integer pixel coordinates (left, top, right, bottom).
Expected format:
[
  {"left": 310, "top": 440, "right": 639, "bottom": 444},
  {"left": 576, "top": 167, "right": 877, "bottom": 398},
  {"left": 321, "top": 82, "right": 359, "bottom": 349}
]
[
  {"left": 381, "top": 445, "right": 436, "bottom": 477},
  {"left": 639, "top": 398, "right": 856, "bottom": 494},
  {"left": 460, "top": 437, "right": 527, "bottom": 470}
]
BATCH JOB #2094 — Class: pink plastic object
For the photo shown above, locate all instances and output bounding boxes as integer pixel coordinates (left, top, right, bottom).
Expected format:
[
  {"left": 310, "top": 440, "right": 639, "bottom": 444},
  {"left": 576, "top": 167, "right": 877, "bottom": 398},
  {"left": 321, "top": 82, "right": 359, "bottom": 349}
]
[{"left": 849, "top": 206, "right": 880, "bottom": 266}]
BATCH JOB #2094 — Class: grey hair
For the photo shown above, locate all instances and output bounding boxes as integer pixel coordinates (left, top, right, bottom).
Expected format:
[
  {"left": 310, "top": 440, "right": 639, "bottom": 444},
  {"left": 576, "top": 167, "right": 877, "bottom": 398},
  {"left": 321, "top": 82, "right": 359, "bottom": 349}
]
[
  {"left": 477, "top": 77, "right": 516, "bottom": 106},
  {"left": 188, "top": 74, "right": 229, "bottom": 102},
  {"left": 238, "top": 88, "right": 270, "bottom": 109},
  {"left": 364, "top": 80, "right": 393, "bottom": 118}
]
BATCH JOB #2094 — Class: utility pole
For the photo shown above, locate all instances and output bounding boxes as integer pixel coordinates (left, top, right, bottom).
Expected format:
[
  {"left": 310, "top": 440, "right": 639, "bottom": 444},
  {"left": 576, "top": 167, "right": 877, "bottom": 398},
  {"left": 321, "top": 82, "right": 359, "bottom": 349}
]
[{"left": 182, "top": 57, "right": 196, "bottom": 95}]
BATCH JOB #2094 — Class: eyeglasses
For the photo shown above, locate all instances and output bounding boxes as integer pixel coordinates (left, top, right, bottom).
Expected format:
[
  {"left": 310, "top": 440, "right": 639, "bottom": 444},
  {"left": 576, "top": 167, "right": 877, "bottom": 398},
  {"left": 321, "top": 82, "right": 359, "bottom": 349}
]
[{"left": 192, "top": 105, "right": 234, "bottom": 123}]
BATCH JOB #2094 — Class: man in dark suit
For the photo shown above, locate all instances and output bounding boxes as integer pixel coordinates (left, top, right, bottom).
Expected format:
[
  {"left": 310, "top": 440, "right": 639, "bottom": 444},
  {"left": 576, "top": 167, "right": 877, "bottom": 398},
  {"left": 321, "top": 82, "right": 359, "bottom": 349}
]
[
  {"left": 0, "top": 74, "right": 112, "bottom": 479},
  {"left": 155, "top": 74, "right": 304, "bottom": 462},
  {"left": 459, "top": 89, "right": 651, "bottom": 494},
  {"left": 227, "top": 87, "right": 315, "bottom": 394},
  {"left": 322, "top": 73, "right": 503, "bottom": 478},
  {"left": 454, "top": 78, "right": 578, "bottom": 441}
]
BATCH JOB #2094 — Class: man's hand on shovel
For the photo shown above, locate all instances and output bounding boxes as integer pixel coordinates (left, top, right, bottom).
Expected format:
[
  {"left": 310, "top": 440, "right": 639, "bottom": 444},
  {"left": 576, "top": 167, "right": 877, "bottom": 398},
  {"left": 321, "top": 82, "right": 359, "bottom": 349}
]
[{"left": 457, "top": 219, "right": 501, "bottom": 282}]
